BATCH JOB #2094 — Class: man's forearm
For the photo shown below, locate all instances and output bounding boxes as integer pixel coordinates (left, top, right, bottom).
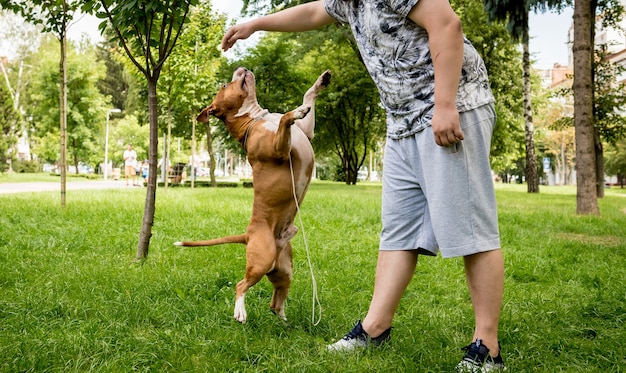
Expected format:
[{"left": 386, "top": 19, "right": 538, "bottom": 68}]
[{"left": 249, "top": 1, "right": 335, "bottom": 33}]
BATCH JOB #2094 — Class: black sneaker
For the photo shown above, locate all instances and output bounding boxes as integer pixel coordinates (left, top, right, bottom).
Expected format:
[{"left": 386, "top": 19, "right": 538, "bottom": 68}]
[
  {"left": 457, "top": 339, "right": 506, "bottom": 372},
  {"left": 326, "top": 320, "right": 391, "bottom": 352}
]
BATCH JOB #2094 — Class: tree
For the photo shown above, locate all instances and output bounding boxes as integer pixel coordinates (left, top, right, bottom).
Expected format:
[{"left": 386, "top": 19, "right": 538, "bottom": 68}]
[
  {"left": 95, "top": 42, "right": 130, "bottom": 113},
  {"left": 0, "top": 75, "right": 19, "bottom": 172},
  {"left": 604, "top": 139, "right": 626, "bottom": 187},
  {"left": 536, "top": 95, "right": 576, "bottom": 185},
  {"left": 483, "top": 0, "right": 570, "bottom": 193},
  {"left": 83, "top": 0, "right": 196, "bottom": 260},
  {"left": 0, "top": 10, "right": 41, "bottom": 115},
  {"left": 590, "top": 0, "right": 626, "bottom": 197},
  {"left": 109, "top": 114, "right": 150, "bottom": 167},
  {"left": 1, "top": 0, "right": 84, "bottom": 207},
  {"left": 27, "top": 36, "right": 108, "bottom": 173},
  {"left": 244, "top": 28, "right": 386, "bottom": 185},
  {"left": 452, "top": 0, "right": 525, "bottom": 180},
  {"left": 592, "top": 45, "right": 626, "bottom": 195},
  {"left": 555, "top": 43, "right": 626, "bottom": 192},
  {"left": 158, "top": 2, "right": 227, "bottom": 187},
  {"left": 305, "top": 36, "right": 385, "bottom": 185},
  {"left": 572, "top": 0, "right": 598, "bottom": 214},
  {"left": 0, "top": 10, "right": 42, "bottom": 61},
  {"left": 568, "top": 0, "right": 622, "bottom": 213}
]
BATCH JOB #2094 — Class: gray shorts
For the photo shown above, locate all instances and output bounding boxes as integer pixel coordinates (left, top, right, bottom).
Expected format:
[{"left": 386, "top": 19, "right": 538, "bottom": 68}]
[{"left": 380, "top": 104, "right": 501, "bottom": 258}]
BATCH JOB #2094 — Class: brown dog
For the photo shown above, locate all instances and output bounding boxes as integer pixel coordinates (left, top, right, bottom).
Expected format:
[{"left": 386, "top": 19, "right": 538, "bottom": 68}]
[{"left": 175, "top": 67, "right": 331, "bottom": 323}]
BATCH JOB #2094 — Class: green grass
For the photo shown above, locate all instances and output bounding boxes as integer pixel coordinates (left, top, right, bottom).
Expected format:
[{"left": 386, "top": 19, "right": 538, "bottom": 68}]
[{"left": 0, "top": 181, "right": 625, "bottom": 372}]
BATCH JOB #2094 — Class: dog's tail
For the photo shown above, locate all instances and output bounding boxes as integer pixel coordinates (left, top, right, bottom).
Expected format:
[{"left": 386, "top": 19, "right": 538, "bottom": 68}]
[{"left": 174, "top": 234, "right": 246, "bottom": 247}]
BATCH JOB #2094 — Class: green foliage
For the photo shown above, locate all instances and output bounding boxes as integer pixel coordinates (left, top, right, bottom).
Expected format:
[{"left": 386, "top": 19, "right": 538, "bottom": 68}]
[
  {"left": 308, "top": 35, "right": 385, "bottom": 185},
  {"left": 159, "top": 1, "right": 228, "bottom": 139},
  {"left": 241, "top": 0, "right": 307, "bottom": 16},
  {"left": 0, "top": 77, "right": 19, "bottom": 172},
  {"left": 109, "top": 114, "right": 150, "bottom": 168},
  {"left": 0, "top": 183, "right": 625, "bottom": 371},
  {"left": 483, "top": 0, "right": 570, "bottom": 41},
  {"left": 12, "top": 159, "right": 39, "bottom": 173},
  {"left": 0, "top": 0, "right": 83, "bottom": 38},
  {"left": 83, "top": 0, "right": 197, "bottom": 81},
  {"left": 236, "top": 0, "right": 529, "bottom": 181},
  {"left": 604, "top": 139, "right": 626, "bottom": 183},
  {"left": 555, "top": 44, "right": 626, "bottom": 146},
  {"left": 592, "top": 45, "right": 626, "bottom": 145},
  {"left": 228, "top": 25, "right": 386, "bottom": 185},
  {"left": 95, "top": 43, "right": 130, "bottom": 112},
  {"left": 26, "top": 36, "right": 109, "bottom": 169},
  {"left": 453, "top": 0, "right": 525, "bottom": 172}
]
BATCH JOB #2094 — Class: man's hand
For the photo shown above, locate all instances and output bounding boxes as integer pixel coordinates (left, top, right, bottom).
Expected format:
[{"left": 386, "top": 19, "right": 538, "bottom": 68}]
[
  {"left": 222, "top": 22, "right": 255, "bottom": 52},
  {"left": 431, "top": 105, "right": 464, "bottom": 147}
]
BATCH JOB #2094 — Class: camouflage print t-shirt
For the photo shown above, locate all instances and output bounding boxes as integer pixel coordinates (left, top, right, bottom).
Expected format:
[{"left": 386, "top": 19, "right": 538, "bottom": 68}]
[{"left": 325, "top": 0, "right": 495, "bottom": 139}]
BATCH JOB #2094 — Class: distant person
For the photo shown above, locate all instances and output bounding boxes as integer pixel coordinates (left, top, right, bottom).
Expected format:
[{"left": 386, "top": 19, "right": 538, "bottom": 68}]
[
  {"left": 123, "top": 144, "right": 138, "bottom": 186},
  {"left": 141, "top": 160, "right": 149, "bottom": 186}
]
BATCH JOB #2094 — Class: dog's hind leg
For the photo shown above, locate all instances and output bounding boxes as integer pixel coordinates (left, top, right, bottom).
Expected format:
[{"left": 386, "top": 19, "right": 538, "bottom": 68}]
[
  {"left": 234, "top": 230, "right": 277, "bottom": 323},
  {"left": 267, "top": 242, "right": 293, "bottom": 321},
  {"left": 296, "top": 70, "right": 331, "bottom": 140}
]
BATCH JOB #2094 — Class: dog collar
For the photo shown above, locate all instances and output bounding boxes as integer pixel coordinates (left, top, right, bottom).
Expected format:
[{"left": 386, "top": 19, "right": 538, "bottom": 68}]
[{"left": 242, "top": 112, "right": 267, "bottom": 152}]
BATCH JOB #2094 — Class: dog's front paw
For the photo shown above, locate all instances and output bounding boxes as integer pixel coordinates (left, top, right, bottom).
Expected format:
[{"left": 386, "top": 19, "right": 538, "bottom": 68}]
[
  {"left": 234, "top": 295, "right": 247, "bottom": 324},
  {"left": 294, "top": 105, "right": 311, "bottom": 120}
]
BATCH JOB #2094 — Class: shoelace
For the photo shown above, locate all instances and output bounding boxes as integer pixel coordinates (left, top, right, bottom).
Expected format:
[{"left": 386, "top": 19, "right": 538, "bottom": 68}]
[{"left": 343, "top": 326, "right": 365, "bottom": 341}]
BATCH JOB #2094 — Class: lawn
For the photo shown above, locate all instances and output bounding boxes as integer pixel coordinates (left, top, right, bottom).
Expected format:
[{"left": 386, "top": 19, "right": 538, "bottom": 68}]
[{"left": 0, "top": 181, "right": 624, "bottom": 372}]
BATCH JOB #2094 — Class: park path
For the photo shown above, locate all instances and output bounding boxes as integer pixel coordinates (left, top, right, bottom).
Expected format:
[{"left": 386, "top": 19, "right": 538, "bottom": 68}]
[{"left": 0, "top": 180, "right": 131, "bottom": 195}]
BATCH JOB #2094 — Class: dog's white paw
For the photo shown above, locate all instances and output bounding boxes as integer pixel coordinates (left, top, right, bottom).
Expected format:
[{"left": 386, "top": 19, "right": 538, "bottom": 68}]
[
  {"left": 294, "top": 105, "right": 311, "bottom": 120},
  {"left": 234, "top": 295, "right": 247, "bottom": 324}
]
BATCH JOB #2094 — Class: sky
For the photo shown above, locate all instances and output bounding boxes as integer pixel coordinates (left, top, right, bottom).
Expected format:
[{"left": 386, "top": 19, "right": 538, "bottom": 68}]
[
  {"left": 528, "top": 6, "right": 574, "bottom": 69},
  {"left": 2, "top": 0, "right": 573, "bottom": 71}
]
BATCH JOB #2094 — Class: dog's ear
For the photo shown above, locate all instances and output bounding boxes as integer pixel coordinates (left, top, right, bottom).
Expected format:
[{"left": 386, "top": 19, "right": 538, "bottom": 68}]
[{"left": 197, "top": 105, "right": 214, "bottom": 123}]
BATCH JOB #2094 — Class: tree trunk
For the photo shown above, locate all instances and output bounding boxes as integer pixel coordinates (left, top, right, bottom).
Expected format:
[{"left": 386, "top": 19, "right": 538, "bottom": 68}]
[
  {"left": 164, "top": 102, "right": 172, "bottom": 192},
  {"left": 204, "top": 122, "right": 217, "bottom": 187},
  {"left": 191, "top": 112, "right": 195, "bottom": 190},
  {"left": 522, "top": 18, "right": 539, "bottom": 193},
  {"left": 136, "top": 78, "right": 159, "bottom": 260},
  {"left": 59, "top": 18, "right": 67, "bottom": 208},
  {"left": 73, "top": 149, "right": 79, "bottom": 175},
  {"left": 573, "top": 0, "right": 600, "bottom": 215},
  {"left": 594, "top": 128, "right": 604, "bottom": 197}
]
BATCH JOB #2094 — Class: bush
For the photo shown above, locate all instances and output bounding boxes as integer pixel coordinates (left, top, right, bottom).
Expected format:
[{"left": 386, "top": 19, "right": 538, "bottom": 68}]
[{"left": 13, "top": 160, "right": 40, "bottom": 173}]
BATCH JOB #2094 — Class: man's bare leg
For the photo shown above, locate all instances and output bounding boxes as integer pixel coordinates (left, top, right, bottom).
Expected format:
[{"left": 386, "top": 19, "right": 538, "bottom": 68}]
[
  {"left": 361, "top": 250, "right": 418, "bottom": 337},
  {"left": 464, "top": 249, "right": 504, "bottom": 357}
]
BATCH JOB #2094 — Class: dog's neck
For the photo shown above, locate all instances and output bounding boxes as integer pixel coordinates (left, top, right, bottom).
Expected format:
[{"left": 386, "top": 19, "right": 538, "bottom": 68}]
[
  {"left": 223, "top": 106, "right": 269, "bottom": 150},
  {"left": 236, "top": 100, "right": 266, "bottom": 121}
]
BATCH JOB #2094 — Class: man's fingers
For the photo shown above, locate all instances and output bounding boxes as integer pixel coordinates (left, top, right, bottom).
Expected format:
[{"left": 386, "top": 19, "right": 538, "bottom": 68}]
[
  {"left": 434, "top": 128, "right": 464, "bottom": 147},
  {"left": 454, "top": 128, "right": 464, "bottom": 141},
  {"left": 222, "top": 25, "right": 253, "bottom": 51},
  {"left": 221, "top": 29, "right": 235, "bottom": 51}
]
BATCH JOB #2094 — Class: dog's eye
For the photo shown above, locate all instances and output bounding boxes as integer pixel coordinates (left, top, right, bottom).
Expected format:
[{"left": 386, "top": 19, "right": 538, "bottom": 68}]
[{"left": 222, "top": 83, "right": 228, "bottom": 89}]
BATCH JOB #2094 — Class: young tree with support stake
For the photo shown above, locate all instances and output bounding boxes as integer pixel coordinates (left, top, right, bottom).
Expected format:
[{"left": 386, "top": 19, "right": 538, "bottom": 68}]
[
  {"left": 82, "top": 0, "right": 196, "bottom": 260},
  {"left": 0, "top": 0, "right": 83, "bottom": 207}
]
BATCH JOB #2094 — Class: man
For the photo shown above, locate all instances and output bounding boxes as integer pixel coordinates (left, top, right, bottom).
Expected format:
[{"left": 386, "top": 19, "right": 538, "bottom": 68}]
[
  {"left": 222, "top": 0, "right": 505, "bottom": 370},
  {"left": 123, "top": 144, "right": 138, "bottom": 186}
]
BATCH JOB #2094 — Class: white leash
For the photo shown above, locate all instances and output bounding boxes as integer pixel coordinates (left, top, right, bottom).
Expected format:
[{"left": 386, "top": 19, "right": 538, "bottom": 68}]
[{"left": 289, "top": 154, "right": 322, "bottom": 326}]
